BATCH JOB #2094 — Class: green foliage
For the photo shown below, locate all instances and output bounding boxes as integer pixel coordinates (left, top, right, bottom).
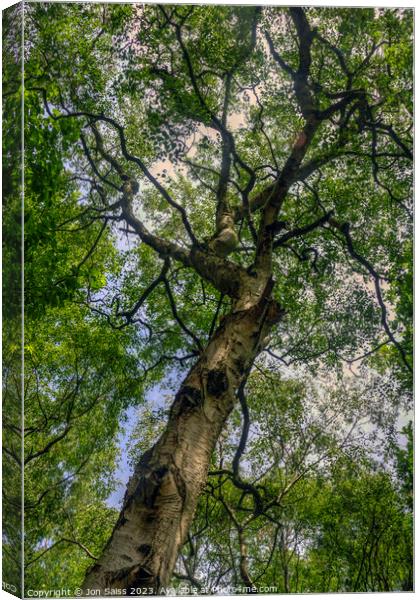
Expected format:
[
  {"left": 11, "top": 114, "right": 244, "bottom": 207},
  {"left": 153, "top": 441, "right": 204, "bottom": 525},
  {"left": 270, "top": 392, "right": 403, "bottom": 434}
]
[
  {"left": 22, "top": 301, "right": 146, "bottom": 589},
  {"left": 23, "top": 89, "right": 117, "bottom": 315},
  {"left": 164, "top": 371, "right": 413, "bottom": 593},
  {"left": 389, "top": 420, "right": 413, "bottom": 510}
]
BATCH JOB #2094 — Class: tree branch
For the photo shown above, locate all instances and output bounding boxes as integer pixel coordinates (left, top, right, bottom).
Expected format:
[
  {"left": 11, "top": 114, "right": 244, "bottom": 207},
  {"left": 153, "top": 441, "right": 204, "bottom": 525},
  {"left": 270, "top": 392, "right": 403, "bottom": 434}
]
[{"left": 333, "top": 221, "right": 412, "bottom": 373}]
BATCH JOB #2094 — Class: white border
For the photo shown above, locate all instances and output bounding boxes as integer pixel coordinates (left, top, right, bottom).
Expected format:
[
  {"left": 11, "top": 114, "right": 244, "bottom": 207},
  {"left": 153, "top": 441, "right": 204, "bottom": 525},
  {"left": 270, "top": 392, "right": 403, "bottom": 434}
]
[{"left": 0, "top": 2, "right": 416, "bottom": 599}]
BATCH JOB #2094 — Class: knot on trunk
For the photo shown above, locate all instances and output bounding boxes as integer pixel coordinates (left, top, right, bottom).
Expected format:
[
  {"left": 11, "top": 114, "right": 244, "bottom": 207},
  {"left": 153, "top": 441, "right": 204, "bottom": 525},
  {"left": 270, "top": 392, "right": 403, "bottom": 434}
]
[
  {"left": 133, "top": 465, "right": 170, "bottom": 508},
  {"left": 208, "top": 226, "right": 239, "bottom": 257},
  {"left": 265, "top": 300, "right": 285, "bottom": 324},
  {"left": 138, "top": 544, "right": 153, "bottom": 557},
  {"left": 171, "top": 385, "right": 203, "bottom": 416},
  {"left": 107, "top": 564, "right": 157, "bottom": 592},
  {"left": 131, "top": 565, "right": 156, "bottom": 589},
  {"left": 206, "top": 368, "right": 229, "bottom": 397}
]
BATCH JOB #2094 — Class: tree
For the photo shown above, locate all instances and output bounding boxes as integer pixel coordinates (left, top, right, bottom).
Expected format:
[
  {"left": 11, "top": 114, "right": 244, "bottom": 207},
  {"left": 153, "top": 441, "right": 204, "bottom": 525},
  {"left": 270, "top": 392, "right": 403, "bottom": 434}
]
[{"left": 8, "top": 3, "right": 413, "bottom": 594}]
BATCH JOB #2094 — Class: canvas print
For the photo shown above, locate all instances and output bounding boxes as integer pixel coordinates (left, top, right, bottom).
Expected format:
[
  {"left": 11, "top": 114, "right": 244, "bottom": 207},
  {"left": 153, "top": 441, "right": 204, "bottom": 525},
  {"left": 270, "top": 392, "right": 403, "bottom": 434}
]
[{"left": 2, "top": 1, "right": 413, "bottom": 597}]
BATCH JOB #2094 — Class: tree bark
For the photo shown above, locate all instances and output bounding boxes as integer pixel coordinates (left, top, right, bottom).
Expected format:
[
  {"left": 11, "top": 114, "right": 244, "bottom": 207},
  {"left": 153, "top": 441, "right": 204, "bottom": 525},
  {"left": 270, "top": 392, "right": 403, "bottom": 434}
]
[{"left": 82, "top": 279, "right": 283, "bottom": 595}]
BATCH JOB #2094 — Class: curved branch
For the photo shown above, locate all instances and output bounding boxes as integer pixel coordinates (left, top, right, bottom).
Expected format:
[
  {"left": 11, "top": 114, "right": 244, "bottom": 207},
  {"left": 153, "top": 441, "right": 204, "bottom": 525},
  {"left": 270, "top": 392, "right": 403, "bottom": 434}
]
[
  {"left": 118, "top": 259, "right": 170, "bottom": 323},
  {"left": 30, "top": 86, "right": 199, "bottom": 245},
  {"left": 335, "top": 222, "right": 412, "bottom": 373},
  {"left": 273, "top": 210, "right": 333, "bottom": 248},
  {"left": 89, "top": 123, "right": 199, "bottom": 245},
  {"left": 232, "top": 380, "right": 251, "bottom": 477},
  {"left": 25, "top": 537, "right": 97, "bottom": 568},
  {"left": 163, "top": 277, "right": 204, "bottom": 353}
]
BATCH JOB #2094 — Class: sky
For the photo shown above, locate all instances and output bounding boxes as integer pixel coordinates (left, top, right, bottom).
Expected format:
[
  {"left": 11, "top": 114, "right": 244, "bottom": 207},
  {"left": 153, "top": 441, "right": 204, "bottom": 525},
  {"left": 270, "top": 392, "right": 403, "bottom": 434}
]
[{"left": 106, "top": 371, "right": 184, "bottom": 508}]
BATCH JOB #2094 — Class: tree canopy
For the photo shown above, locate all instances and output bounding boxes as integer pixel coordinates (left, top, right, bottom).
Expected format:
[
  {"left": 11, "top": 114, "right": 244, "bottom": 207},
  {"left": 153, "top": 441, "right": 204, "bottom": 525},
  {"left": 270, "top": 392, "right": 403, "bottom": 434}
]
[{"left": 2, "top": 2, "right": 413, "bottom": 595}]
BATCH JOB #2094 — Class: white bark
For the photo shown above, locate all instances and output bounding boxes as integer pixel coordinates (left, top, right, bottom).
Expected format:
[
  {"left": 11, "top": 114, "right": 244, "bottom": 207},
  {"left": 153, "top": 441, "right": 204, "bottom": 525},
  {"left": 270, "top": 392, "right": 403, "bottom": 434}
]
[{"left": 83, "top": 283, "right": 282, "bottom": 594}]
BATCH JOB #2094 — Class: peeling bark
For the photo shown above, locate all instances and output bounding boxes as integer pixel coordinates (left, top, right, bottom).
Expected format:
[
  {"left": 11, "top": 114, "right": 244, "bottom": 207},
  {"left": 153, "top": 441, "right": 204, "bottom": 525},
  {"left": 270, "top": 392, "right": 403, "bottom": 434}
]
[{"left": 83, "top": 284, "right": 283, "bottom": 594}]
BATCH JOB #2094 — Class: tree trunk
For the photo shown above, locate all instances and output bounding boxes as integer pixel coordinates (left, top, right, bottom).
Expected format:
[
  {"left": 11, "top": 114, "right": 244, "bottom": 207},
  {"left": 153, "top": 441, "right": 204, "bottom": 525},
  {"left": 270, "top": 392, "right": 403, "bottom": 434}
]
[{"left": 82, "top": 281, "right": 282, "bottom": 595}]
